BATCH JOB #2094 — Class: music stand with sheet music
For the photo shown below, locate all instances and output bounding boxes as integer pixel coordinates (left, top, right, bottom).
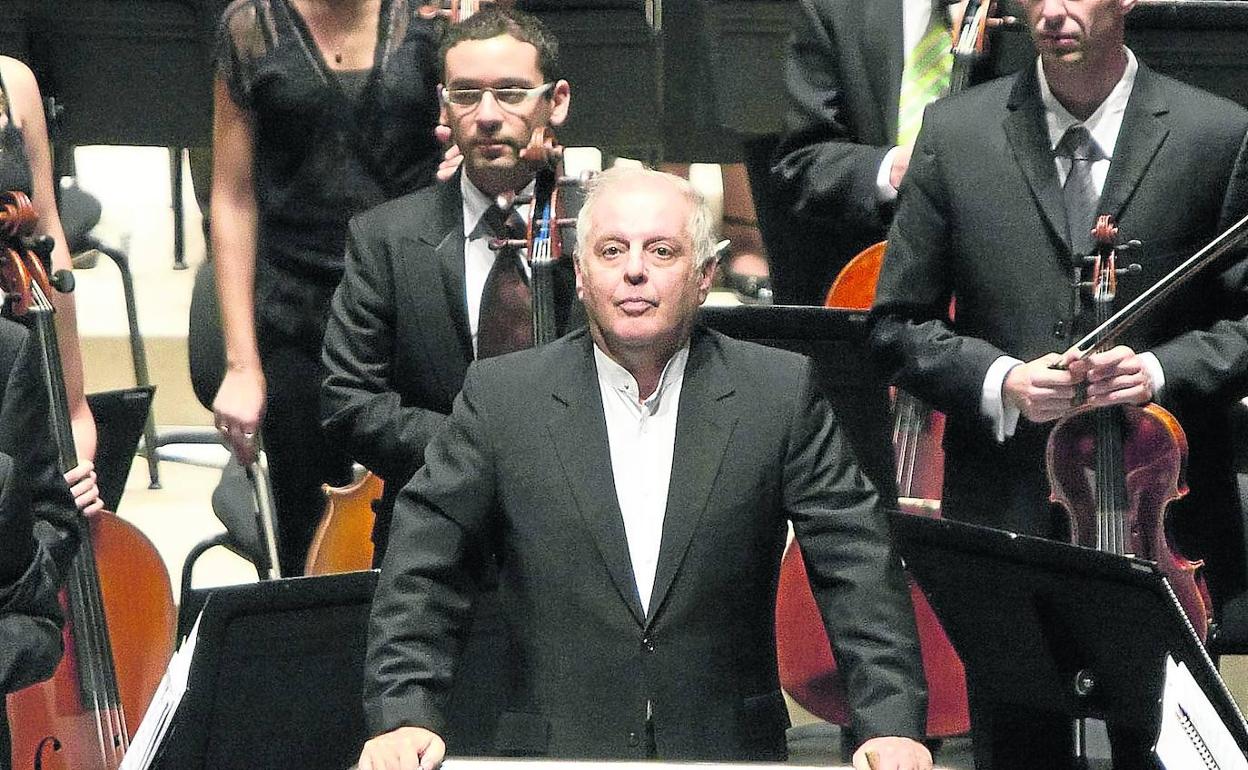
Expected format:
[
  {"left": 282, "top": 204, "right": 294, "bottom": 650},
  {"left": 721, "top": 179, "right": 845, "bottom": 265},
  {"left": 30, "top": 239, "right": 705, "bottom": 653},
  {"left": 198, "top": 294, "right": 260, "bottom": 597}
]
[
  {"left": 891, "top": 512, "right": 1248, "bottom": 769},
  {"left": 145, "top": 570, "right": 377, "bottom": 770}
]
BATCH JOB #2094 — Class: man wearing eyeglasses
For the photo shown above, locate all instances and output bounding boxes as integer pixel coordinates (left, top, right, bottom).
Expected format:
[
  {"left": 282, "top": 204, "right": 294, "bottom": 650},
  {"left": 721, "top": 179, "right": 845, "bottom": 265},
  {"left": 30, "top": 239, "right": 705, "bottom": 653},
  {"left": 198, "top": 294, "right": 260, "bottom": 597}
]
[{"left": 321, "top": 5, "right": 580, "bottom": 757}]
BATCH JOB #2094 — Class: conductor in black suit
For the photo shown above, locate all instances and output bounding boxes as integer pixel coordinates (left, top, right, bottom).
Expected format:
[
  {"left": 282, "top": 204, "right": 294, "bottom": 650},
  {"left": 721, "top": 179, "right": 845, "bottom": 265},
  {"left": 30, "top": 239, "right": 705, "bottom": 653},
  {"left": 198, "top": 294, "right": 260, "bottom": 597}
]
[
  {"left": 321, "top": 7, "right": 579, "bottom": 755},
  {"left": 358, "top": 166, "right": 931, "bottom": 770},
  {"left": 770, "top": 0, "right": 1033, "bottom": 303}
]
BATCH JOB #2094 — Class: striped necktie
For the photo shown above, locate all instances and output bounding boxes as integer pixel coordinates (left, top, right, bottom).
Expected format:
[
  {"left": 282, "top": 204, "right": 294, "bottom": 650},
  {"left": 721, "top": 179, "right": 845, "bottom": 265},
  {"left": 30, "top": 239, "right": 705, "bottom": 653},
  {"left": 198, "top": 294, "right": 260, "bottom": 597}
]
[{"left": 897, "top": 6, "right": 953, "bottom": 147}]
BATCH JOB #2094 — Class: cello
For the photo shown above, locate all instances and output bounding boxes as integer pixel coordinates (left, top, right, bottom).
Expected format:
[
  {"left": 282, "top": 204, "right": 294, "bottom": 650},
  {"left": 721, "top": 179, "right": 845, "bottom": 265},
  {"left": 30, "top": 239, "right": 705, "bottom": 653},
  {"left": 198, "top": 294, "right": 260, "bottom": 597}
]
[
  {"left": 1047, "top": 215, "right": 1227, "bottom": 640},
  {"left": 305, "top": 128, "right": 584, "bottom": 575},
  {"left": 1, "top": 190, "right": 176, "bottom": 770}
]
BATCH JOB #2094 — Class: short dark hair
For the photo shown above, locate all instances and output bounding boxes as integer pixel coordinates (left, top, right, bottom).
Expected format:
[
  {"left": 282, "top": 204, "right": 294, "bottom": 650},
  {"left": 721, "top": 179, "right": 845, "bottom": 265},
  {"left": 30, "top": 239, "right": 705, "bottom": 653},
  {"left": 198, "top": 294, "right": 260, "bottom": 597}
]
[{"left": 438, "top": 7, "right": 561, "bottom": 82}]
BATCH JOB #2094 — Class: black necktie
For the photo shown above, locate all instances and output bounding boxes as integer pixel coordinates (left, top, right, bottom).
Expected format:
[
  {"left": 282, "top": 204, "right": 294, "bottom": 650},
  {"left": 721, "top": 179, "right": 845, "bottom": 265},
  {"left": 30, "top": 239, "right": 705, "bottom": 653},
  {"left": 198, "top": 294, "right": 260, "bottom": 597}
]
[
  {"left": 1057, "top": 125, "right": 1104, "bottom": 255},
  {"left": 477, "top": 204, "right": 533, "bottom": 359}
]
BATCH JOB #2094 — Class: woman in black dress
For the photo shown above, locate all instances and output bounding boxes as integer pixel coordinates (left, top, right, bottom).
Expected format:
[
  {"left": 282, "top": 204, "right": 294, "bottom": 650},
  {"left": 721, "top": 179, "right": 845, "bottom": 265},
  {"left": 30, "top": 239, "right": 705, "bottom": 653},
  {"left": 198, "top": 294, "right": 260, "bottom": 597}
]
[{"left": 211, "top": 0, "right": 442, "bottom": 576}]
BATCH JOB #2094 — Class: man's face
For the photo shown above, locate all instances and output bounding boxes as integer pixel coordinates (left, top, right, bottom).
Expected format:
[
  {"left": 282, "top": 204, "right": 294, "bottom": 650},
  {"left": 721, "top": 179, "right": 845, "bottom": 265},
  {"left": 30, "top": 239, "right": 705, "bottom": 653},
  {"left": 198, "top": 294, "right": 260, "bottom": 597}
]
[
  {"left": 440, "top": 34, "right": 569, "bottom": 195},
  {"left": 576, "top": 177, "right": 714, "bottom": 362},
  {"left": 1020, "top": 0, "right": 1135, "bottom": 65}
]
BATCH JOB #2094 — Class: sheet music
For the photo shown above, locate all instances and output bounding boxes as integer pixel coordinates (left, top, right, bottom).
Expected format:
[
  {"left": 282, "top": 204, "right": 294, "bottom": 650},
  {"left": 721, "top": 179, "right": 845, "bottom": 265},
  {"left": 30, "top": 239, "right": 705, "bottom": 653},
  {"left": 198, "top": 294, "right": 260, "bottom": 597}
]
[
  {"left": 1155, "top": 654, "right": 1248, "bottom": 770},
  {"left": 118, "top": 609, "right": 203, "bottom": 770}
]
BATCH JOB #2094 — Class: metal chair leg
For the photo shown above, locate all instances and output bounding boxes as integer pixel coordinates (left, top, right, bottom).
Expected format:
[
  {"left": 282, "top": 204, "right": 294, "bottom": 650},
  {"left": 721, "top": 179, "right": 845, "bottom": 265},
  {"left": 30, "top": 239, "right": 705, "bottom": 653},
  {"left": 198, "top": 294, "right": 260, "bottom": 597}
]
[{"left": 171, "top": 147, "right": 188, "bottom": 271}]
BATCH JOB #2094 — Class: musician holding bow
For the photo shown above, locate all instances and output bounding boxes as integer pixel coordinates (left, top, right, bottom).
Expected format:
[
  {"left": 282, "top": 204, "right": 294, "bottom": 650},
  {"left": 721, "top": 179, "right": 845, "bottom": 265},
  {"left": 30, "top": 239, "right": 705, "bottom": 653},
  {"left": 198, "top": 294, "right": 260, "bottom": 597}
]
[{"left": 869, "top": 0, "right": 1248, "bottom": 763}]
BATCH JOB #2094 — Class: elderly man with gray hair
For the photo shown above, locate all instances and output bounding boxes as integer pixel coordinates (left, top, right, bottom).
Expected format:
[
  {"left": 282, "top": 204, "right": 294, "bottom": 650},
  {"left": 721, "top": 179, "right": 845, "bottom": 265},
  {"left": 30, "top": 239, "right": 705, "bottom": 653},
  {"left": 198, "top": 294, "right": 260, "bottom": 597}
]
[{"left": 360, "top": 166, "right": 930, "bottom": 770}]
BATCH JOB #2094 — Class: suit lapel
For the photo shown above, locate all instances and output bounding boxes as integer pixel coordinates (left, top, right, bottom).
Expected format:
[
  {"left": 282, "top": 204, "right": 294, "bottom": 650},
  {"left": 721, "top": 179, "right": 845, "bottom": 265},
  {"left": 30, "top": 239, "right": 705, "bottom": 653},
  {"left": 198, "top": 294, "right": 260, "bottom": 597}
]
[
  {"left": 647, "top": 330, "right": 738, "bottom": 623},
  {"left": 427, "top": 178, "right": 475, "bottom": 365},
  {"left": 1098, "top": 65, "right": 1169, "bottom": 223},
  {"left": 547, "top": 335, "right": 647, "bottom": 625},
  {"left": 1003, "top": 68, "right": 1070, "bottom": 252}
]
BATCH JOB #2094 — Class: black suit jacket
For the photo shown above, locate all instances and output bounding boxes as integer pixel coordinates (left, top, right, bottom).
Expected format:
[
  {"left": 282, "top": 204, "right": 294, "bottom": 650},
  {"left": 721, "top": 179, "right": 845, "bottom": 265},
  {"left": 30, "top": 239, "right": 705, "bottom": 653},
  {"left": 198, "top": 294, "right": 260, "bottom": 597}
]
[
  {"left": 321, "top": 176, "right": 581, "bottom": 542},
  {"left": 870, "top": 62, "right": 1248, "bottom": 601},
  {"left": 365, "top": 327, "right": 925, "bottom": 760},
  {"left": 769, "top": 0, "right": 1033, "bottom": 304}
]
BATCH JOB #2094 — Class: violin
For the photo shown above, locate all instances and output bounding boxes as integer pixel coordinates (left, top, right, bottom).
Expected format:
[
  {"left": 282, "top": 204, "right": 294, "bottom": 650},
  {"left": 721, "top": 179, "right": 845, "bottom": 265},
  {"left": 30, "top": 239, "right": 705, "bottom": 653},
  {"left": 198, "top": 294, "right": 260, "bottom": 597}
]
[
  {"left": 1047, "top": 215, "right": 1210, "bottom": 638},
  {"left": 1, "top": 191, "right": 176, "bottom": 770}
]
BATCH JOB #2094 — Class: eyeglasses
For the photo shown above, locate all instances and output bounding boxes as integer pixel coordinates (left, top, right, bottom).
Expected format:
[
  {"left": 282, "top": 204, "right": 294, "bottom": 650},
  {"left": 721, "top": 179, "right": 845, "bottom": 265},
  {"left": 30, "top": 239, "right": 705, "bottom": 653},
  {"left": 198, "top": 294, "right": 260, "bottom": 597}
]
[{"left": 441, "top": 83, "right": 555, "bottom": 110}]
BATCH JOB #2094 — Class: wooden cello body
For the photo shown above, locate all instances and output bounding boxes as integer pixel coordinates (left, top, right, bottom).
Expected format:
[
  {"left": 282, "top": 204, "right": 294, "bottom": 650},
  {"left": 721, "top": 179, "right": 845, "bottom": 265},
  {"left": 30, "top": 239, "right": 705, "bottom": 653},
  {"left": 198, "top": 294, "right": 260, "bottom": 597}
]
[{"left": 1, "top": 191, "right": 175, "bottom": 770}]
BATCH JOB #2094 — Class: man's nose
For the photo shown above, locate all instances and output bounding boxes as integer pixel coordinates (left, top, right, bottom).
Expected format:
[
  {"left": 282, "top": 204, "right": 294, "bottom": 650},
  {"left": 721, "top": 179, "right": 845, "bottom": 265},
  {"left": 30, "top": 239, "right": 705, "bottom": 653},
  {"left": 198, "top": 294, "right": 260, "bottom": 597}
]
[
  {"left": 623, "top": 247, "right": 647, "bottom": 283},
  {"left": 1037, "top": 0, "right": 1068, "bottom": 22},
  {"left": 475, "top": 90, "right": 505, "bottom": 125}
]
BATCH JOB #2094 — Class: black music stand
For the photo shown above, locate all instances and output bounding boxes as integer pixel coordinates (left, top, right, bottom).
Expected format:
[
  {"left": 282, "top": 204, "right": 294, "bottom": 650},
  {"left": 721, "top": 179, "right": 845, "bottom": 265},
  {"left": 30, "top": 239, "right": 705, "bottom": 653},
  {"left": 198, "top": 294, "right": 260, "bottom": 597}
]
[
  {"left": 150, "top": 570, "right": 378, "bottom": 770},
  {"left": 85, "top": 385, "right": 154, "bottom": 512},
  {"left": 891, "top": 513, "right": 1248, "bottom": 769},
  {"left": 698, "top": 305, "right": 898, "bottom": 500}
]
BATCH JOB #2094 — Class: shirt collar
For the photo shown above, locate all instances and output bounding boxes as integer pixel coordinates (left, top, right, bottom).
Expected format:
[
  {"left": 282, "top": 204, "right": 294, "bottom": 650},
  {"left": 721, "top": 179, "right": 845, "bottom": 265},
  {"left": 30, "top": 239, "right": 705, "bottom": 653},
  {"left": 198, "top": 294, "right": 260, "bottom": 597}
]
[
  {"left": 592, "top": 343, "right": 690, "bottom": 414},
  {"left": 460, "top": 173, "right": 536, "bottom": 239},
  {"left": 1037, "top": 46, "right": 1138, "bottom": 159}
]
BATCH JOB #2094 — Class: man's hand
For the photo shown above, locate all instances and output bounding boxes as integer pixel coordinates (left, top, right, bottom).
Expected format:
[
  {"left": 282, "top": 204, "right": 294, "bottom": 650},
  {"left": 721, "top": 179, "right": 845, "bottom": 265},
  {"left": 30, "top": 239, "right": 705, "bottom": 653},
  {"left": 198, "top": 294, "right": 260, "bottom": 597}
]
[
  {"left": 889, "top": 145, "right": 914, "bottom": 191},
  {"left": 357, "top": 726, "right": 446, "bottom": 770},
  {"left": 64, "top": 460, "right": 103, "bottom": 514},
  {"left": 435, "top": 124, "right": 462, "bottom": 183},
  {"left": 1003, "top": 352, "right": 1082, "bottom": 424},
  {"left": 1062, "top": 345, "right": 1154, "bottom": 408},
  {"left": 852, "top": 736, "right": 933, "bottom": 770},
  {"left": 212, "top": 365, "right": 266, "bottom": 465}
]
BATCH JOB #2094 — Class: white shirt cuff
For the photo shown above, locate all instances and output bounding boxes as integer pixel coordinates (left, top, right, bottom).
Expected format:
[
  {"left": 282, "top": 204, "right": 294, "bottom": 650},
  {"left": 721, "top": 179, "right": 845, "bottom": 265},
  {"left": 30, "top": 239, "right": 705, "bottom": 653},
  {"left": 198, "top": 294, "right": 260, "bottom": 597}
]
[
  {"left": 1140, "top": 351, "right": 1165, "bottom": 396},
  {"left": 982, "top": 356, "right": 1024, "bottom": 443},
  {"left": 877, "top": 146, "right": 902, "bottom": 202}
]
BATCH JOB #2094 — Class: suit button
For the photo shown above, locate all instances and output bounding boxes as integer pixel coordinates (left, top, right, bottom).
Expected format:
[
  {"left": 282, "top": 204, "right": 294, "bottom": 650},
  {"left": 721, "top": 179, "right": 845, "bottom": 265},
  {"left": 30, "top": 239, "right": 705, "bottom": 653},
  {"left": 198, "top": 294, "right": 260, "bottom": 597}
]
[
  {"left": 641, "top": 636, "right": 655, "bottom": 653},
  {"left": 627, "top": 731, "right": 640, "bottom": 746},
  {"left": 1053, "top": 320, "right": 1067, "bottom": 339}
]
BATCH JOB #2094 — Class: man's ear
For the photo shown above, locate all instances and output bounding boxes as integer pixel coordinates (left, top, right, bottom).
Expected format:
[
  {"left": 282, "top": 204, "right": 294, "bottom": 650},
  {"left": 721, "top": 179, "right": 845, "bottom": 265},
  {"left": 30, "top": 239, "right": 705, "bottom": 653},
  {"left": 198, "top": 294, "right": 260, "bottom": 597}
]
[
  {"left": 574, "top": 258, "right": 585, "bottom": 300},
  {"left": 548, "top": 80, "right": 571, "bottom": 127}
]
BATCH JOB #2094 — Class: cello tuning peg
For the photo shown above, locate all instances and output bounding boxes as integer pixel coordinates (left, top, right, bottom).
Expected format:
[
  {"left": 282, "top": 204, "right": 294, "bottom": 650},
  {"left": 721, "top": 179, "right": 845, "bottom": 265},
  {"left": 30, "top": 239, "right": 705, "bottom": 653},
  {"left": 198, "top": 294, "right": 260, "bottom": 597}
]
[
  {"left": 50, "top": 269, "right": 75, "bottom": 294},
  {"left": 1114, "top": 263, "right": 1142, "bottom": 276},
  {"left": 558, "top": 170, "right": 595, "bottom": 187},
  {"left": 1117, "top": 239, "right": 1144, "bottom": 252},
  {"left": 555, "top": 217, "right": 577, "bottom": 227},
  {"left": 511, "top": 194, "right": 534, "bottom": 206}
]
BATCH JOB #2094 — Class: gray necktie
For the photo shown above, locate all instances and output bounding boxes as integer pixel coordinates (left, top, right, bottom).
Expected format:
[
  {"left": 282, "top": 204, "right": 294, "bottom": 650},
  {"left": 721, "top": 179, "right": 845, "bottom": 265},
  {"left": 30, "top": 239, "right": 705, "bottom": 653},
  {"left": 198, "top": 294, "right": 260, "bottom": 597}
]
[{"left": 1057, "top": 125, "right": 1104, "bottom": 255}]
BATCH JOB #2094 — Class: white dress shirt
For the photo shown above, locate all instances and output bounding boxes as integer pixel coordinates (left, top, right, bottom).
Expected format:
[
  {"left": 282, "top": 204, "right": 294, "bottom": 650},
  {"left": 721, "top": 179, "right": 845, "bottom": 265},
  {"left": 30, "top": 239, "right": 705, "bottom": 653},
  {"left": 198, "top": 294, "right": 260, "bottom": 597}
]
[
  {"left": 460, "top": 174, "right": 534, "bottom": 357},
  {"left": 980, "top": 48, "right": 1163, "bottom": 441},
  {"left": 593, "top": 343, "right": 689, "bottom": 616}
]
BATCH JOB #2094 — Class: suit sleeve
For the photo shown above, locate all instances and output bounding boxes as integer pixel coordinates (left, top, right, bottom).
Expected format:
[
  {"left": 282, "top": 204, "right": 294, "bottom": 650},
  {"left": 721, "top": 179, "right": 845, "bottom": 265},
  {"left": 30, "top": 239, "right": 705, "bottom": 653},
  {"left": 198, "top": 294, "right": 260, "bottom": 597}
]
[
  {"left": 771, "top": 0, "right": 893, "bottom": 235},
  {"left": 0, "top": 323, "right": 77, "bottom": 694},
  {"left": 1151, "top": 128, "right": 1248, "bottom": 402},
  {"left": 322, "top": 214, "right": 449, "bottom": 483},
  {"left": 363, "top": 364, "right": 497, "bottom": 738},
  {"left": 785, "top": 358, "right": 926, "bottom": 743},
  {"left": 868, "top": 120, "right": 1012, "bottom": 422}
]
